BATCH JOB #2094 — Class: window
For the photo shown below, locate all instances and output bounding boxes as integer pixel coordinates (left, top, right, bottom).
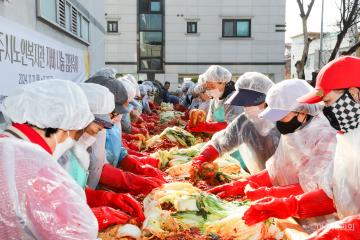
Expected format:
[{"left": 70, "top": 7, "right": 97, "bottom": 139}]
[
  {"left": 107, "top": 21, "right": 118, "bottom": 33},
  {"left": 222, "top": 19, "right": 251, "bottom": 38},
  {"left": 140, "top": 32, "right": 162, "bottom": 57},
  {"left": 140, "top": 14, "right": 162, "bottom": 31},
  {"left": 81, "top": 17, "right": 89, "bottom": 40},
  {"left": 151, "top": 1, "right": 161, "bottom": 12},
  {"left": 37, "top": 0, "right": 90, "bottom": 43},
  {"left": 187, "top": 22, "right": 197, "bottom": 34},
  {"left": 39, "top": 0, "right": 56, "bottom": 22},
  {"left": 140, "top": 59, "right": 162, "bottom": 70},
  {"left": 140, "top": 0, "right": 161, "bottom": 13},
  {"left": 138, "top": 0, "right": 164, "bottom": 72}
]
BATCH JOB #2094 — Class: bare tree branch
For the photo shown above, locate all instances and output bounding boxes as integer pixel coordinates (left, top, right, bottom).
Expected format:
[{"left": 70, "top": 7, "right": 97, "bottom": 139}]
[
  {"left": 295, "top": 0, "right": 316, "bottom": 79},
  {"left": 305, "top": 0, "right": 316, "bottom": 18},
  {"left": 328, "top": 0, "right": 360, "bottom": 61},
  {"left": 342, "top": 39, "right": 360, "bottom": 55}
]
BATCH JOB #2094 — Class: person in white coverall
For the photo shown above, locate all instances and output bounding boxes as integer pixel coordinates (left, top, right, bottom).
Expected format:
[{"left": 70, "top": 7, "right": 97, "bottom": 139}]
[
  {"left": 0, "top": 79, "right": 98, "bottom": 240},
  {"left": 297, "top": 56, "right": 360, "bottom": 240},
  {"left": 209, "top": 80, "right": 337, "bottom": 230}
]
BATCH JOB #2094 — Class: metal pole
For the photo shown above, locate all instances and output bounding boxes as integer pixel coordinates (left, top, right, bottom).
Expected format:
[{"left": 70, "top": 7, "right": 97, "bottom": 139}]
[{"left": 318, "top": 0, "right": 325, "bottom": 69}]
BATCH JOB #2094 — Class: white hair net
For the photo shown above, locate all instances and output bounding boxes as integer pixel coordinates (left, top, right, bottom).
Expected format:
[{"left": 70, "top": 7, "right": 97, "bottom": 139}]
[
  {"left": 79, "top": 83, "right": 115, "bottom": 114},
  {"left": 202, "top": 65, "right": 232, "bottom": 83},
  {"left": 181, "top": 81, "right": 195, "bottom": 93},
  {"left": 118, "top": 75, "right": 140, "bottom": 102},
  {"left": 236, "top": 72, "right": 274, "bottom": 94},
  {"left": 139, "top": 84, "right": 147, "bottom": 96},
  {"left": 265, "top": 79, "right": 323, "bottom": 117},
  {"left": 146, "top": 85, "right": 154, "bottom": 94},
  {"left": 122, "top": 74, "right": 140, "bottom": 97},
  {"left": 175, "top": 87, "right": 183, "bottom": 95},
  {"left": 143, "top": 81, "right": 154, "bottom": 87},
  {"left": 92, "top": 67, "right": 117, "bottom": 79},
  {"left": 1, "top": 79, "right": 94, "bottom": 130},
  {"left": 0, "top": 137, "right": 98, "bottom": 239}
]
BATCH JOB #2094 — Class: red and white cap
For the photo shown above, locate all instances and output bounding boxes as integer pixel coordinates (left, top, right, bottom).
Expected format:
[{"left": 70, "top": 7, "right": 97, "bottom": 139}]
[{"left": 298, "top": 56, "right": 360, "bottom": 104}]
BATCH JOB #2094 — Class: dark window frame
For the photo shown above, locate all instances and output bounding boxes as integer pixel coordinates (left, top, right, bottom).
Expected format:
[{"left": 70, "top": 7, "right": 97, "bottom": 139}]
[
  {"left": 138, "top": 0, "right": 165, "bottom": 73},
  {"left": 107, "top": 21, "right": 118, "bottom": 33},
  {"left": 36, "top": 0, "right": 90, "bottom": 44},
  {"left": 222, "top": 19, "right": 251, "bottom": 38},
  {"left": 187, "top": 22, "right": 197, "bottom": 34}
]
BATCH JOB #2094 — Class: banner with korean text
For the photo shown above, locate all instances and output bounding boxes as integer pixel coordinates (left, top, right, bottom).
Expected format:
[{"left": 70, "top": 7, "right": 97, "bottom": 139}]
[{"left": 0, "top": 16, "right": 90, "bottom": 103}]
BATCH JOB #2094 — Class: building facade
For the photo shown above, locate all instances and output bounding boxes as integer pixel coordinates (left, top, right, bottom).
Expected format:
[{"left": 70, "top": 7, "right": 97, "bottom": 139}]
[
  {"left": 0, "top": 0, "right": 105, "bottom": 76},
  {"left": 290, "top": 31, "right": 360, "bottom": 80},
  {"left": 105, "top": 0, "right": 286, "bottom": 89},
  {"left": 0, "top": 0, "right": 105, "bottom": 128}
]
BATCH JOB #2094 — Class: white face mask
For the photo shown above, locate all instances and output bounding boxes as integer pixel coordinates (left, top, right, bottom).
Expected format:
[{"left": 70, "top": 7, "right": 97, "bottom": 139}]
[
  {"left": 206, "top": 89, "right": 223, "bottom": 100},
  {"left": 53, "top": 131, "right": 76, "bottom": 161},
  {"left": 244, "top": 106, "right": 275, "bottom": 136},
  {"left": 77, "top": 132, "right": 97, "bottom": 150}
]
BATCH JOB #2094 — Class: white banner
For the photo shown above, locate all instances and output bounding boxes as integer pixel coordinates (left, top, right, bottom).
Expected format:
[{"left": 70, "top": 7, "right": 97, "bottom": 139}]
[{"left": 0, "top": 16, "right": 90, "bottom": 102}]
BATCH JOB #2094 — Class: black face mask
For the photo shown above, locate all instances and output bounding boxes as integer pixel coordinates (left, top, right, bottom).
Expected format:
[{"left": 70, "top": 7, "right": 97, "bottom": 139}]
[
  {"left": 276, "top": 115, "right": 302, "bottom": 135},
  {"left": 322, "top": 91, "right": 360, "bottom": 133},
  {"left": 322, "top": 106, "right": 341, "bottom": 131}
]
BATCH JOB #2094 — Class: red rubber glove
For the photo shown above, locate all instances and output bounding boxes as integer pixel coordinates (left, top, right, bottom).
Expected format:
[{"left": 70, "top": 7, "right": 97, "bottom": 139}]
[
  {"left": 243, "top": 189, "right": 336, "bottom": 226},
  {"left": 126, "top": 141, "right": 141, "bottom": 151},
  {"left": 208, "top": 170, "right": 272, "bottom": 198},
  {"left": 137, "top": 156, "right": 160, "bottom": 168},
  {"left": 192, "top": 144, "right": 220, "bottom": 171},
  {"left": 182, "top": 110, "right": 190, "bottom": 121},
  {"left": 131, "top": 122, "right": 145, "bottom": 129},
  {"left": 174, "top": 104, "right": 187, "bottom": 112},
  {"left": 91, "top": 207, "right": 129, "bottom": 231},
  {"left": 245, "top": 183, "right": 304, "bottom": 201},
  {"left": 126, "top": 148, "right": 149, "bottom": 158},
  {"left": 99, "top": 164, "right": 164, "bottom": 195},
  {"left": 307, "top": 215, "right": 360, "bottom": 240},
  {"left": 131, "top": 126, "right": 148, "bottom": 136},
  {"left": 122, "top": 133, "right": 145, "bottom": 142},
  {"left": 119, "top": 155, "right": 165, "bottom": 181},
  {"left": 85, "top": 187, "right": 145, "bottom": 224},
  {"left": 187, "top": 122, "right": 228, "bottom": 134},
  {"left": 149, "top": 101, "right": 159, "bottom": 111}
]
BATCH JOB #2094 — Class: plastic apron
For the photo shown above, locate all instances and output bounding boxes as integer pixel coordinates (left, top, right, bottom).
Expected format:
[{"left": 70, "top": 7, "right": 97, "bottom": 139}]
[
  {"left": 105, "top": 124, "right": 128, "bottom": 167},
  {"left": 214, "top": 101, "right": 247, "bottom": 170},
  {"left": 88, "top": 129, "right": 107, "bottom": 189},
  {"left": 66, "top": 150, "right": 88, "bottom": 189},
  {"left": 331, "top": 127, "right": 360, "bottom": 219},
  {"left": 58, "top": 150, "right": 88, "bottom": 189},
  {"left": 212, "top": 104, "right": 225, "bottom": 123},
  {"left": 211, "top": 99, "right": 247, "bottom": 171}
]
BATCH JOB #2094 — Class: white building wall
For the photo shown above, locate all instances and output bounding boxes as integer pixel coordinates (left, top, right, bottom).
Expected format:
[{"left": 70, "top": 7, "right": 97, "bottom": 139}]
[
  {"left": 0, "top": 0, "right": 105, "bottom": 75},
  {"left": 105, "top": 0, "right": 137, "bottom": 74},
  {"left": 291, "top": 33, "right": 354, "bottom": 80},
  {"left": 105, "top": 0, "right": 285, "bottom": 90}
]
